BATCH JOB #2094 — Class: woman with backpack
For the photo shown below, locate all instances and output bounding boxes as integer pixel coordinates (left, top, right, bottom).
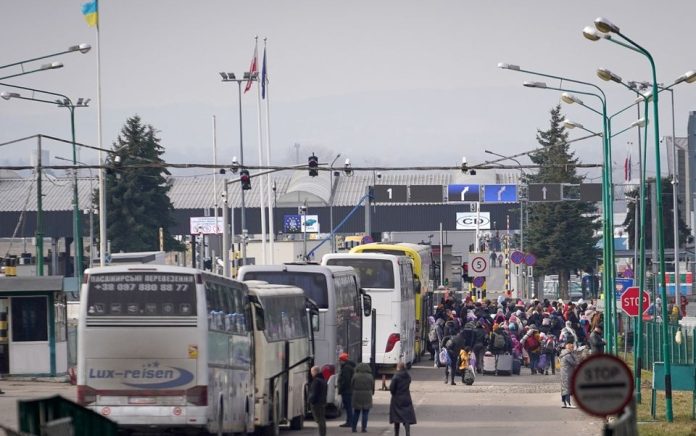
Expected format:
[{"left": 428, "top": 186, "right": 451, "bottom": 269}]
[{"left": 522, "top": 326, "right": 542, "bottom": 374}]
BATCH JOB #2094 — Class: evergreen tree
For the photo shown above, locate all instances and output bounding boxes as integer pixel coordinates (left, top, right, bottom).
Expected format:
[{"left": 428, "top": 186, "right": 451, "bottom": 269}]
[
  {"left": 622, "top": 177, "right": 691, "bottom": 250},
  {"left": 102, "top": 115, "right": 183, "bottom": 253},
  {"left": 524, "top": 105, "right": 600, "bottom": 299}
]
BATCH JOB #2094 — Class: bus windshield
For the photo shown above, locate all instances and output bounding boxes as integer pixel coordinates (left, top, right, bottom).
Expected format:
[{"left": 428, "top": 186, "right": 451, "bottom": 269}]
[
  {"left": 325, "top": 258, "right": 394, "bottom": 289},
  {"left": 86, "top": 272, "right": 197, "bottom": 316},
  {"left": 242, "top": 271, "right": 329, "bottom": 308}
]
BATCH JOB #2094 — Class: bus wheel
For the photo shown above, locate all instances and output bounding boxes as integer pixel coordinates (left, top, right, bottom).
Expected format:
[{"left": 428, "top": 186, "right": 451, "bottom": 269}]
[{"left": 289, "top": 413, "right": 304, "bottom": 431}]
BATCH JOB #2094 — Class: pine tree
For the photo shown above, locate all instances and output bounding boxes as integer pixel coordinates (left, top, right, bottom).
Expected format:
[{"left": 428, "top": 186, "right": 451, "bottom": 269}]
[
  {"left": 102, "top": 115, "right": 184, "bottom": 253},
  {"left": 622, "top": 177, "right": 691, "bottom": 250},
  {"left": 525, "top": 105, "right": 600, "bottom": 300}
]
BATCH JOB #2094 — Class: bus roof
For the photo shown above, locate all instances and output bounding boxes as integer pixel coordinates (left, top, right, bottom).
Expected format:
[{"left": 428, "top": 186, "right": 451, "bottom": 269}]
[
  {"left": 84, "top": 264, "right": 198, "bottom": 275},
  {"left": 238, "top": 264, "right": 356, "bottom": 278},
  {"left": 350, "top": 242, "right": 430, "bottom": 261},
  {"left": 245, "top": 281, "right": 306, "bottom": 297},
  {"left": 322, "top": 252, "right": 411, "bottom": 265}
]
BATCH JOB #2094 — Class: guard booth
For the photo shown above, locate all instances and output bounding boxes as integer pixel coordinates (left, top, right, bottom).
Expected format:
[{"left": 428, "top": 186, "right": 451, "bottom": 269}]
[{"left": 0, "top": 276, "right": 67, "bottom": 376}]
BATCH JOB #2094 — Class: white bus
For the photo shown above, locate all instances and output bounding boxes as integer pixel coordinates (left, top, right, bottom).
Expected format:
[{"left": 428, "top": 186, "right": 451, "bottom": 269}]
[
  {"left": 77, "top": 265, "right": 254, "bottom": 434},
  {"left": 245, "top": 281, "right": 316, "bottom": 435},
  {"left": 322, "top": 253, "right": 416, "bottom": 370},
  {"left": 238, "top": 264, "right": 371, "bottom": 417}
]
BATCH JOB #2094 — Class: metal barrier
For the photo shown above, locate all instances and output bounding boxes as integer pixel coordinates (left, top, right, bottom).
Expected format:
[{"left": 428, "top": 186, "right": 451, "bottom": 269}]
[
  {"left": 18, "top": 395, "right": 118, "bottom": 436},
  {"left": 639, "top": 320, "right": 695, "bottom": 370}
]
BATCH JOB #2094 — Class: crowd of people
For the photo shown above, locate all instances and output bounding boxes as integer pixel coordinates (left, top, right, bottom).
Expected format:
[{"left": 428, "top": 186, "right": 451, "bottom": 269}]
[{"left": 428, "top": 293, "right": 607, "bottom": 406}]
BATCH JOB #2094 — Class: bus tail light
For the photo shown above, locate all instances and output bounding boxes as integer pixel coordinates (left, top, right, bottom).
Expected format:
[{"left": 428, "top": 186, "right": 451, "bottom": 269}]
[
  {"left": 321, "top": 364, "right": 335, "bottom": 381},
  {"left": 186, "top": 386, "right": 207, "bottom": 406},
  {"left": 385, "top": 333, "right": 400, "bottom": 353},
  {"left": 77, "top": 385, "right": 97, "bottom": 405}
]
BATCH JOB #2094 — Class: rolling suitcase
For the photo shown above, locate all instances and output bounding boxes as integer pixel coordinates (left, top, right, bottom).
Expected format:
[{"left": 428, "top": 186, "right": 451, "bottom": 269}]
[
  {"left": 482, "top": 352, "right": 496, "bottom": 375},
  {"left": 496, "top": 353, "right": 513, "bottom": 376},
  {"left": 512, "top": 358, "right": 522, "bottom": 375}
]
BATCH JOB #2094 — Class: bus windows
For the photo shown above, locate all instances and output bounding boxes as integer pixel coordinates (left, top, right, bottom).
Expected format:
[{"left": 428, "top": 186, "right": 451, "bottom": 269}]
[
  {"left": 242, "top": 271, "right": 329, "bottom": 308},
  {"left": 325, "top": 259, "right": 394, "bottom": 289},
  {"left": 256, "top": 295, "right": 309, "bottom": 342}
]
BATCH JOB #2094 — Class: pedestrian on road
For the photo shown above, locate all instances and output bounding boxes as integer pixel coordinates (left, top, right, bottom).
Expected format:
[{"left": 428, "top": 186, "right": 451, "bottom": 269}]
[
  {"left": 559, "top": 339, "right": 579, "bottom": 408},
  {"left": 498, "top": 253, "right": 504, "bottom": 268},
  {"left": 490, "top": 251, "right": 497, "bottom": 268},
  {"left": 338, "top": 352, "right": 356, "bottom": 428},
  {"left": 390, "top": 361, "right": 416, "bottom": 436},
  {"left": 589, "top": 325, "right": 605, "bottom": 354},
  {"left": 309, "top": 366, "right": 328, "bottom": 436},
  {"left": 351, "top": 362, "right": 375, "bottom": 433}
]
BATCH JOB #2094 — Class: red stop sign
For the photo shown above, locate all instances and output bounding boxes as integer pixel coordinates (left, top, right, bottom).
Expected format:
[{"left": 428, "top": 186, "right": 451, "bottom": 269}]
[{"left": 620, "top": 286, "right": 650, "bottom": 317}]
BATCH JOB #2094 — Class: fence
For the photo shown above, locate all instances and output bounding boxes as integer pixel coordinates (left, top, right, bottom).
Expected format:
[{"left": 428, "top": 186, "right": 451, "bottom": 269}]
[{"left": 611, "top": 311, "right": 695, "bottom": 369}]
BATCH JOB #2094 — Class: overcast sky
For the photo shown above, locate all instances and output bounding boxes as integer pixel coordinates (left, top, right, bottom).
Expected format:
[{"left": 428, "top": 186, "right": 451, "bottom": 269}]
[{"left": 1, "top": 0, "right": 695, "bottom": 182}]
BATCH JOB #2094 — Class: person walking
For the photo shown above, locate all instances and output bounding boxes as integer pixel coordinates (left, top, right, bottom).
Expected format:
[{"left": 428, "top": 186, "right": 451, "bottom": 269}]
[
  {"left": 309, "top": 366, "right": 328, "bottom": 436},
  {"left": 338, "top": 352, "right": 356, "bottom": 427},
  {"left": 588, "top": 325, "right": 605, "bottom": 354},
  {"left": 490, "top": 251, "right": 497, "bottom": 268},
  {"left": 389, "top": 361, "right": 416, "bottom": 436},
  {"left": 351, "top": 362, "right": 375, "bottom": 433},
  {"left": 559, "top": 340, "right": 580, "bottom": 408}
]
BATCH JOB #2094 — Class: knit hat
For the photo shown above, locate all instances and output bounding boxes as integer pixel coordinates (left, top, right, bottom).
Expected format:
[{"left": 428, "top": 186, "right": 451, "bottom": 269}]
[{"left": 339, "top": 352, "right": 349, "bottom": 362}]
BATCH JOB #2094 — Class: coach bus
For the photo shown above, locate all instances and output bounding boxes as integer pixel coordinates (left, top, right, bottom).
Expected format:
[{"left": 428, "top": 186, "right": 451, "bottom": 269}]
[
  {"left": 238, "top": 264, "right": 371, "bottom": 417},
  {"left": 77, "top": 265, "right": 254, "bottom": 434},
  {"left": 245, "top": 281, "right": 316, "bottom": 434},
  {"left": 323, "top": 253, "right": 416, "bottom": 370},
  {"left": 350, "top": 242, "right": 432, "bottom": 358}
]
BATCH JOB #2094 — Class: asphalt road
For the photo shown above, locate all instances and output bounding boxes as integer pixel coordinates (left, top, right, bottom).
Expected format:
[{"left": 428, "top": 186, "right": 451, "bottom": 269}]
[{"left": 0, "top": 359, "right": 603, "bottom": 435}]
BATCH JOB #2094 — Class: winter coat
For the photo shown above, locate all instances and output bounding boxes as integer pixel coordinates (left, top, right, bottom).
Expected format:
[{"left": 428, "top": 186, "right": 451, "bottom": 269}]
[
  {"left": 309, "top": 373, "right": 327, "bottom": 405},
  {"left": 589, "top": 331, "right": 605, "bottom": 354},
  {"left": 351, "top": 363, "right": 375, "bottom": 410},
  {"left": 389, "top": 369, "right": 417, "bottom": 425},
  {"left": 338, "top": 360, "right": 356, "bottom": 395},
  {"left": 559, "top": 348, "right": 579, "bottom": 396}
]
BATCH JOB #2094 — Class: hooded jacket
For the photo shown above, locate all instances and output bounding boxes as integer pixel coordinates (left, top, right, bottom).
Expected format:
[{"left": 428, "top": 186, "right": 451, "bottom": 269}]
[{"left": 351, "top": 363, "right": 375, "bottom": 409}]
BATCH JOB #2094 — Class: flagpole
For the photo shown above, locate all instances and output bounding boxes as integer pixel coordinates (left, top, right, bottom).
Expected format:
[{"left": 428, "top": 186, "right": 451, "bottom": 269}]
[
  {"left": 263, "top": 39, "right": 275, "bottom": 263},
  {"left": 253, "top": 37, "right": 267, "bottom": 264},
  {"left": 95, "top": 2, "right": 107, "bottom": 267},
  {"left": 212, "top": 115, "right": 219, "bottom": 270}
]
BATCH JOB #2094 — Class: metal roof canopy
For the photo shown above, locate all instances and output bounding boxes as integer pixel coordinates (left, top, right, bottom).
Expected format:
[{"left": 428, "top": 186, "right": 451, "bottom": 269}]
[{"left": 0, "top": 276, "right": 64, "bottom": 292}]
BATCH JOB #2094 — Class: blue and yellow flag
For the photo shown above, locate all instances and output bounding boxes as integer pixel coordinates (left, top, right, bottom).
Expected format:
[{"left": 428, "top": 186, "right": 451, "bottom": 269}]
[{"left": 81, "top": 0, "right": 98, "bottom": 27}]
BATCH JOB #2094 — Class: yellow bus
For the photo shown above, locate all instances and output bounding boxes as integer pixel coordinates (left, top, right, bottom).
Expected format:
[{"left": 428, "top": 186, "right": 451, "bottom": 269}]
[{"left": 349, "top": 242, "right": 432, "bottom": 359}]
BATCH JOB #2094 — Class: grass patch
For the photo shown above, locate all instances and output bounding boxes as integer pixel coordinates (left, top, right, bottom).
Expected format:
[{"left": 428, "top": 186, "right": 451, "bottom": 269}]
[{"left": 623, "top": 354, "right": 696, "bottom": 435}]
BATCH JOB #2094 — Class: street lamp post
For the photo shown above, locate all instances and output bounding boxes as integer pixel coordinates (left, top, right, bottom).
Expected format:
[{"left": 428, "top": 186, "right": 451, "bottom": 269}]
[
  {"left": 584, "top": 18, "right": 683, "bottom": 418},
  {"left": 0, "top": 62, "right": 64, "bottom": 81},
  {"left": 1, "top": 87, "right": 89, "bottom": 282},
  {"left": 0, "top": 44, "right": 90, "bottom": 71},
  {"left": 329, "top": 153, "right": 342, "bottom": 253},
  {"left": 509, "top": 72, "right": 617, "bottom": 354},
  {"left": 220, "top": 72, "right": 257, "bottom": 266},
  {"left": 56, "top": 156, "right": 96, "bottom": 268}
]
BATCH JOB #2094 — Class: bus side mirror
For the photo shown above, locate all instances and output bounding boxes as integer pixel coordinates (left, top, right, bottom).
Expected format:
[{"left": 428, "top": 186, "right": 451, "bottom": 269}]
[
  {"left": 253, "top": 304, "right": 265, "bottom": 331},
  {"left": 311, "top": 312, "right": 320, "bottom": 331},
  {"left": 414, "top": 276, "right": 422, "bottom": 294},
  {"left": 362, "top": 293, "right": 372, "bottom": 317}
]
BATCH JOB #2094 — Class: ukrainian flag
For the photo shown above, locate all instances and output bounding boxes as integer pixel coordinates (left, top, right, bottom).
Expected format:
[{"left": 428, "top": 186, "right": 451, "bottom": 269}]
[{"left": 81, "top": 0, "right": 98, "bottom": 27}]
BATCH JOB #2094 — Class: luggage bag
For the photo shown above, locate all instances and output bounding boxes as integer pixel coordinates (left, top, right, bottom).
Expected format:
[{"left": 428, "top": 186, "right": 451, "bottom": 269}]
[
  {"left": 482, "top": 352, "right": 496, "bottom": 375},
  {"left": 496, "top": 353, "right": 513, "bottom": 376}
]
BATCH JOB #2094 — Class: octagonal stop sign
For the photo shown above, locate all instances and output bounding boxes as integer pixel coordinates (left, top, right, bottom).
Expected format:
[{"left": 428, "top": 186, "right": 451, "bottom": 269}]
[{"left": 620, "top": 286, "right": 650, "bottom": 317}]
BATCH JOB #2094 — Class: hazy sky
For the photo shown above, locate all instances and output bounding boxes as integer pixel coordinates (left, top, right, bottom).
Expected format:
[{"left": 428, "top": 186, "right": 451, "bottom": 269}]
[{"left": 1, "top": 0, "right": 695, "bottom": 182}]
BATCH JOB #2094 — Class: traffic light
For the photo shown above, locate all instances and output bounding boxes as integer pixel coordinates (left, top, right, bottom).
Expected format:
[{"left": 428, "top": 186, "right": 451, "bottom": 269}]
[
  {"left": 308, "top": 153, "right": 319, "bottom": 177},
  {"left": 240, "top": 169, "right": 251, "bottom": 190}
]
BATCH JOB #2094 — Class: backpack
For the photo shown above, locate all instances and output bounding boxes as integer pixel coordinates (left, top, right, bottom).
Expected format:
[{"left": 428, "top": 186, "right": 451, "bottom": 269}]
[
  {"left": 439, "top": 348, "right": 450, "bottom": 366},
  {"left": 525, "top": 334, "right": 540, "bottom": 351},
  {"left": 463, "top": 367, "right": 475, "bottom": 385},
  {"left": 543, "top": 338, "right": 556, "bottom": 353},
  {"left": 462, "top": 328, "right": 475, "bottom": 348},
  {"left": 493, "top": 332, "right": 506, "bottom": 350}
]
